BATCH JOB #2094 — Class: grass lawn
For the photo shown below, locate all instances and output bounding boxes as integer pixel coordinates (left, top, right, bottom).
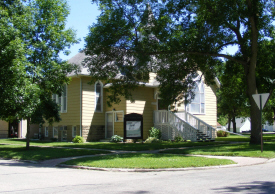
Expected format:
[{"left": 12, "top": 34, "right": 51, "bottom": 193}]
[
  {"left": 0, "top": 138, "right": 228, "bottom": 151},
  {"left": 61, "top": 153, "right": 236, "bottom": 169},
  {"left": 0, "top": 144, "right": 110, "bottom": 161},
  {"left": 216, "top": 134, "right": 250, "bottom": 142},
  {"left": 160, "top": 142, "right": 275, "bottom": 158}
]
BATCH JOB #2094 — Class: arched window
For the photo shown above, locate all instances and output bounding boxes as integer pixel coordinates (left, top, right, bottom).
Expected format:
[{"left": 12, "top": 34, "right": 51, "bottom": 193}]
[
  {"left": 187, "top": 81, "right": 205, "bottom": 114},
  {"left": 95, "top": 81, "right": 103, "bottom": 112}
]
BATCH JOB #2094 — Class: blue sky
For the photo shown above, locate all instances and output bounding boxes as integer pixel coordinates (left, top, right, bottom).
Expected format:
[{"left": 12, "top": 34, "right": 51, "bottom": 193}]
[
  {"left": 60, "top": 0, "right": 237, "bottom": 61},
  {"left": 60, "top": 0, "right": 100, "bottom": 60}
]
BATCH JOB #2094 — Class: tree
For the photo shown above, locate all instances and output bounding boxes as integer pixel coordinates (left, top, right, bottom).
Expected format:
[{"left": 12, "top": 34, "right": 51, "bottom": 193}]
[
  {"left": 217, "top": 60, "right": 250, "bottom": 132},
  {"left": 0, "top": 0, "right": 77, "bottom": 149},
  {"left": 84, "top": 0, "right": 275, "bottom": 144}
]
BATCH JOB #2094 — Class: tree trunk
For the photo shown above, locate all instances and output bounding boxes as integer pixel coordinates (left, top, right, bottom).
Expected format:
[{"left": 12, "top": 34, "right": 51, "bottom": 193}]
[
  {"left": 232, "top": 116, "right": 237, "bottom": 133},
  {"left": 227, "top": 116, "right": 231, "bottom": 131},
  {"left": 26, "top": 117, "right": 31, "bottom": 150}
]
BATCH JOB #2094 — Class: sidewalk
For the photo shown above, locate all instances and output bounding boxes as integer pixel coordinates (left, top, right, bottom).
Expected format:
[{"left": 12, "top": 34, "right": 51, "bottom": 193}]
[{"left": 36, "top": 147, "right": 274, "bottom": 172}]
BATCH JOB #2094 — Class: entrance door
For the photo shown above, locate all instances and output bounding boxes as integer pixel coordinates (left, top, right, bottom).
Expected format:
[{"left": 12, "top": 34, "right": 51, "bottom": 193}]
[
  {"left": 9, "top": 121, "right": 18, "bottom": 138},
  {"left": 106, "top": 112, "right": 114, "bottom": 138}
]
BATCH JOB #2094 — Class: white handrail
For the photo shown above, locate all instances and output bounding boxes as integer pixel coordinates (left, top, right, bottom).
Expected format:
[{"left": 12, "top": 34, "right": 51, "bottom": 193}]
[{"left": 154, "top": 110, "right": 216, "bottom": 140}]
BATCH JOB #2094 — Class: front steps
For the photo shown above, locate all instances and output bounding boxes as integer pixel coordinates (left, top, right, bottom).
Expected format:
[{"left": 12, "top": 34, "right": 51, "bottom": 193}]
[{"left": 196, "top": 130, "right": 215, "bottom": 142}]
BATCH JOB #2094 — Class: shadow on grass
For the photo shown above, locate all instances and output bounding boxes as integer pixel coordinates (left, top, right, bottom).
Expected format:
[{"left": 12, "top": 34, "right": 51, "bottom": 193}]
[
  {"left": 213, "top": 181, "right": 275, "bottom": 193},
  {"left": 160, "top": 142, "right": 275, "bottom": 158},
  {"left": 0, "top": 146, "right": 110, "bottom": 161},
  {"left": 0, "top": 138, "right": 228, "bottom": 151}
]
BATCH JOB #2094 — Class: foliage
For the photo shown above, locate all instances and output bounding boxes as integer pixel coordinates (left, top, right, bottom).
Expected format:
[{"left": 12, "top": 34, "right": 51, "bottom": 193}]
[
  {"left": 149, "top": 127, "right": 162, "bottom": 139},
  {"left": 216, "top": 130, "right": 230, "bottom": 137},
  {"left": 174, "top": 135, "right": 184, "bottom": 142},
  {"left": 0, "top": 0, "right": 78, "bottom": 149},
  {"left": 144, "top": 137, "right": 162, "bottom": 143},
  {"left": 84, "top": 0, "right": 275, "bottom": 144},
  {"left": 110, "top": 135, "right": 123, "bottom": 143},
  {"left": 72, "top": 136, "right": 84, "bottom": 143}
]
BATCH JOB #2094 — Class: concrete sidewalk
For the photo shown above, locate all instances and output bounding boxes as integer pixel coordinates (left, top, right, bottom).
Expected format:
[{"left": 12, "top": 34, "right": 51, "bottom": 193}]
[{"left": 34, "top": 148, "right": 275, "bottom": 172}]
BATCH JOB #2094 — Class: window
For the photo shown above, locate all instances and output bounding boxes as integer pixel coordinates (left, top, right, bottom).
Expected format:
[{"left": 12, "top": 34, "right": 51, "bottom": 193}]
[
  {"left": 52, "top": 85, "right": 67, "bottom": 113},
  {"left": 53, "top": 127, "right": 58, "bottom": 138},
  {"left": 72, "top": 126, "right": 77, "bottom": 137},
  {"left": 45, "top": 127, "right": 48, "bottom": 137},
  {"left": 187, "top": 81, "right": 205, "bottom": 114},
  {"left": 115, "top": 111, "right": 124, "bottom": 122},
  {"left": 60, "top": 126, "right": 67, "bottom": 141},
  {"left": 95, "top": 81, "right": 103, "bottom": 112}
]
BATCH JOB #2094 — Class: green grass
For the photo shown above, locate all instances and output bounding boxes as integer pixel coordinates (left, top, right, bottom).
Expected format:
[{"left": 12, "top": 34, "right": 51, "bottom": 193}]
[
  {"left": 216, "top": 134, "right": 250, "bottom": 142},
  {"left": 0, "top": 144, "right": 110, "bottom": 161},
  {"left": 161, "top": 142, "right": 275, "bottom": 158},
  {"left": 0, "top": 138, "right": 228, "bottom": 151},
  {"left": 62, "top": 153, "right": 236, "bottom": 169}
]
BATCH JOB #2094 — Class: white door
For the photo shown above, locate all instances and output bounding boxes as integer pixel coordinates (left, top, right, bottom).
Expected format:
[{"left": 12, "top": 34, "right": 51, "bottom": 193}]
[{"left": 106, "top": 113, "right": 114, "bottom": 138}]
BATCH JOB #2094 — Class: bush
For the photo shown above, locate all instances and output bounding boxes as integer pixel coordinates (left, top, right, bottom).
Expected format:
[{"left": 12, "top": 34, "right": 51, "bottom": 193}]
[
  {"left": 149, "top": 127, "right": 162, "bottom": 139},
  {"left": 144, "top": 137, "right": 162, "bottom": 143},
  {"left": 72, "top": 136, "right": 84, "bottom": 143},
  {"left": 50, "top": 138, "right": 57, "bottom": 142},
  {"left": 217, "top": 130, "right": 230, "bottom": 137},
  {"left": 110, "top": 135, "right": 123, "bottom": 143},
  {"left": 174, "top": 135, "right": 184, "bottom": 142}
]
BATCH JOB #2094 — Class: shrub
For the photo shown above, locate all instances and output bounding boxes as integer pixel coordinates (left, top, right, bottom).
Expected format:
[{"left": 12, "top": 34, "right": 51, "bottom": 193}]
[
  {"left": 50, "top": 138, "right": 57, "bottom": 142},
  {"left": 174, "top": 135, "right": 184, "bottom": 142},
  {"left": 149, "top": 127, "right": 162, "bottom": 139},
  {"left": 144, "top": 137, "right": 162, "bottom": 143},
  {"left": 110, "top": 135, "right": 123, "bottom": 143},
  {"left": 217, "top": 130, "right": 230, "bottom": 137},
  {"left": 72, "top": 136, "right": 84, "bottom": 143}
]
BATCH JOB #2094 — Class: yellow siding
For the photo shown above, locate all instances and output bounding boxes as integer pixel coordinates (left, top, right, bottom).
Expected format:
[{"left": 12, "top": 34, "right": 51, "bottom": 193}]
[
  {"left": 56, "top": 77, "right": 81, "bottom": 126},
  {"left": 105, "top": 86, "right": 157, "bottom": 139},
  {"left": 82, "top": 77, "right": 105, "bottom": 126},
  {"left": 194, "top": 84, "right": 217, "bottom": 127},
  {"left": 126, "top": 87, "right": 157, "bottom": 139},
  {"left": 0, "top": 120, "right": 8, "bottom": 138}
]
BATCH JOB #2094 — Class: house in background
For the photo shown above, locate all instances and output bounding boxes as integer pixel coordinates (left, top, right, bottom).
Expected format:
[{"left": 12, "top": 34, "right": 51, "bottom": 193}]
[
  {"left": 225, "top": 118, "right": 251, "bottom": 133},
  {"left": 0, "top": 119, "right": 27, "bottom": 139},
  {"left": 40, "top": 52, "right": 219, "bottom": 142}
]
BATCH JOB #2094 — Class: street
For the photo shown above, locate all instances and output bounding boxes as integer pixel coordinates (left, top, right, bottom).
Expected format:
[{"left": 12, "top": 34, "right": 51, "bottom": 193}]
[{"left": 0, "top": 159, "right": 275, "bottom": 193}]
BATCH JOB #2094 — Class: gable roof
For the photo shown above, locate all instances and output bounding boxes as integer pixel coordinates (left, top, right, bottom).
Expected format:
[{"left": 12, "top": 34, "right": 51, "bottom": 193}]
[{"left": 67, "top": 52, "right": 89, "bottom": 77}]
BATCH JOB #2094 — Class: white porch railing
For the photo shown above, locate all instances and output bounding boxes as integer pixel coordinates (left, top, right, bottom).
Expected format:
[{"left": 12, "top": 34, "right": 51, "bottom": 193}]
[
  {"left": 154, "top": 110, "right": 216, "bottom": 141},
  {"left": 154, "top": 110, "right": 197, "bottom": 141},
  {"left": 175, "top": 111, "right": 216, "bottom": 139}
]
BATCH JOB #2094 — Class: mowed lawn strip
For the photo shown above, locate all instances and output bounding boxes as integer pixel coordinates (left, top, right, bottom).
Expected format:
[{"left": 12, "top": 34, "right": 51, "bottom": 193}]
[
  {"left": 0, "top": 138, "right": 228, "bottom": 151},
  {"left": 161, "top": 142, "right": 275, "bottom": 158},
  {"left": 62, "top": 153, "right": 236, "bottom": 169},
  {"left": 0, "top": 144, "right": 110, "bottom": 161}
]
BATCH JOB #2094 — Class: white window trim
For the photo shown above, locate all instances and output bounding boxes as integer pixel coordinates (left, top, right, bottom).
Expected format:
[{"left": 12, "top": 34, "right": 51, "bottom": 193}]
[
  {"left": 45, "top": 127, "right": 48, "bottom": 137},
  {"left": 72, "top": 126, "right": 77, "bottom": 137},
  {"left": 53, "top": 127, "right": 58, "bottom": 138},
  {"left": 95, "top": 81, "right": 103, "bottom": 113},
  {"left": 52, "top": 85, "right": 67, "bottom": 113},
  {"left": 114, "top": 110, "right": 124, "bottom": 122},
  {"left": 188, "top": 81, "right": 205, "bottom": 115}
]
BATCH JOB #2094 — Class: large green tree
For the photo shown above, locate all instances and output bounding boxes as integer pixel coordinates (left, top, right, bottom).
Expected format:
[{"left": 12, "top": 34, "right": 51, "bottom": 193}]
[
  {"left": 84, "top": 0, "right": 275, "bottom": 144},
  {"left": 0, "top": 0, "right": 77, "bottom": 149}
]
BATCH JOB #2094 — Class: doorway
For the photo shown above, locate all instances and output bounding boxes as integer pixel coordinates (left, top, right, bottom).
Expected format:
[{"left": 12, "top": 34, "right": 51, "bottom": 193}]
[
  {"left": 9, "top": 121, "right": 18, "bottom": 138},
  {"left": 106, "top": 112, "right": 114, "bottom": 138}
]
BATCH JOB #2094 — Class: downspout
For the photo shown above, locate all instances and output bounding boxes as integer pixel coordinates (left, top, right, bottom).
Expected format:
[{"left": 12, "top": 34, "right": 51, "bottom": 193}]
[{"left": 80, "top": 77, "right": 82, "bottom": 137}]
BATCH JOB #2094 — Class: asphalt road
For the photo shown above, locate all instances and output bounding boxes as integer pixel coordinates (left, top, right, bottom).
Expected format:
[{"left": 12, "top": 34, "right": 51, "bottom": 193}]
[{"left": 0, "top": 159, "right": 275, "bottom": 194}]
